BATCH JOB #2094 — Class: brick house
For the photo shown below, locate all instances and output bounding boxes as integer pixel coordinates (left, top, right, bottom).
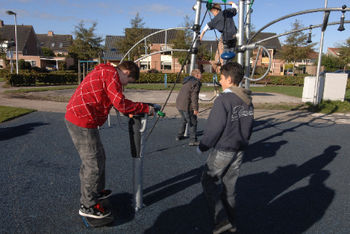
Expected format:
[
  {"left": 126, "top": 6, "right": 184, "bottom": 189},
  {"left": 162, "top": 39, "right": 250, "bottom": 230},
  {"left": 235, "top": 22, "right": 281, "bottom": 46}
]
[
  {"left": 250, "top": 32, "right": 283, "bottom": 75},
  {"left": 0, "top": 20, "right": 74, "bottom": 70},
  {"left": 36, "top": 31, "right": 74, "bottom": 69},
  {"left": 0, "top": 19, "right": 41, "bottom": 68},
  {"left": 104, "top": 28, "right": 188, "bottom": 73}
]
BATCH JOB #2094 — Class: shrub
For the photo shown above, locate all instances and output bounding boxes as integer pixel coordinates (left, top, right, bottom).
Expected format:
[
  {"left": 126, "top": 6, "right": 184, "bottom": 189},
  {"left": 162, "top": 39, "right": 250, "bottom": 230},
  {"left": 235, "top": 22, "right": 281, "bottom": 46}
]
[{"left": 6, "top": 71, "right": 78, "bottom": 86}]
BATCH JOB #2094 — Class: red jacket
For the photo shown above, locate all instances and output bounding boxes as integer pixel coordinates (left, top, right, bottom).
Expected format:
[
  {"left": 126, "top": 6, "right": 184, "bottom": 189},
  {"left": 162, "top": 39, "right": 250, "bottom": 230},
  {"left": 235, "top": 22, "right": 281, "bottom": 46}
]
[{"left": 65, "top": 64, "right": 149, "bottom": 128}]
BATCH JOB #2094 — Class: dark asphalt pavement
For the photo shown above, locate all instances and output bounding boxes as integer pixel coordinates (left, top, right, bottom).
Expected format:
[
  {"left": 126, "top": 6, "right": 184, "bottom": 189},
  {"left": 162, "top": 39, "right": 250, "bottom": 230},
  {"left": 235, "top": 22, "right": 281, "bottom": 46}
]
[{"left": 0, "top": 111, "right": 349, "bottom": 233}]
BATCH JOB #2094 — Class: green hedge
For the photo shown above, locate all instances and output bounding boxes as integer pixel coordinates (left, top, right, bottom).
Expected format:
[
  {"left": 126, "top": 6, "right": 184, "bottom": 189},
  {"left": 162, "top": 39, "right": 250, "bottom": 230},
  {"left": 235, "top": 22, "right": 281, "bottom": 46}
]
[
  {"left": 137, "top": 72, "right": 215, "bottom": 83},
  {"left": 4, "top": 70, "right": 349, "bottom": 89},
  {"left": 6, "top": 72, "right": 78, "bottom": 86}
]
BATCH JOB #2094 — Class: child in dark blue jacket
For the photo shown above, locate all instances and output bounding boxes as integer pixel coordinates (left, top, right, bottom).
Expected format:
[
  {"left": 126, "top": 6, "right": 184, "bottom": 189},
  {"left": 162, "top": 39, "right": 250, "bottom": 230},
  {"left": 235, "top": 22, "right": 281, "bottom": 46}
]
[{"left": 197, "top": 62, "right": 254, "bottom": 234}]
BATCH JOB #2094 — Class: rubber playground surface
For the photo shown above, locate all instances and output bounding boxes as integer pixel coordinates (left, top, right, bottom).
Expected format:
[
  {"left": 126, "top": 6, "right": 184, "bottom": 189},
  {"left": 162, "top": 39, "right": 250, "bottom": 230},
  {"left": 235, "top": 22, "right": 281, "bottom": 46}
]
[{"left": 1, "top": 111, "right": 350, "bottom": 233}]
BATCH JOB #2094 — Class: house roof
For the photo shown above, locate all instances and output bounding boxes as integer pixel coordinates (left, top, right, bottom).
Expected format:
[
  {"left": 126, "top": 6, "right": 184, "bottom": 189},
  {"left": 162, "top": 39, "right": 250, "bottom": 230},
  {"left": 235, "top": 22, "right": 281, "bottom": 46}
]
[
  {"left": 124, "top": 28, "right": 181, "bottom": 44},
  {"left": 103, "top": 28, "right": 185, "bottom": 60},
  {"left": 251, "top": 32, "right": 282, "bottom": 50},
  {"left": 0, "top": 24, "right": 35, "bottom": 52},
  {"left": 200, "top": 40, "right": 218, "bottom": 53},
  {"left": 36, "top": 32, "right": 73, "bottom": 52},
  {"left": 103, "top": 35, "right": 124, "bottom": 60},
  {"left": 327, "top": 47, "right": 340, "bottom": 56}
]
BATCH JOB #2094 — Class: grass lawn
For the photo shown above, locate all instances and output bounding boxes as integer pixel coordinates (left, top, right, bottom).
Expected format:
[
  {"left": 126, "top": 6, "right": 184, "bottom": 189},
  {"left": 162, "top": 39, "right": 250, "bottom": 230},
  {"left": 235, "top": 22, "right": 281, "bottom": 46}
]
[
  {"left": 0, "top": 106, "right": 36, "bottom": 123},
  {"left": 250, "top": 86, "right": 303, "bottom": 98}
]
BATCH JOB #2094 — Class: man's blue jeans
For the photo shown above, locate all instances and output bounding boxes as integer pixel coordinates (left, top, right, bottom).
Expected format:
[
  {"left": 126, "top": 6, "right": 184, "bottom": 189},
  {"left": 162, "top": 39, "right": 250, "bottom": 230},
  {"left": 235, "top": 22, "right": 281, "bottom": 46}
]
[
  {"left": 201, "top": 149, "right": 244, "bottom": 228},
  {"left": 177, "top": 110, "right": 197, "bottom": 141}
]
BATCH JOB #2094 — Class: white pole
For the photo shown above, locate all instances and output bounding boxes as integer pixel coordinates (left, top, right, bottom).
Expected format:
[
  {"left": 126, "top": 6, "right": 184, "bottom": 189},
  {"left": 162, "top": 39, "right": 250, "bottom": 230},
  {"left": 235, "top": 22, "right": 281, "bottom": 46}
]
[
  {"left": 314, "top": 0, "right": 328, "bottom": 105},
  {"left": 6, "top": 11, "right": 18, "bottom": 74},
  {"left": 14, "top": 14, "right": 18, "bottom": 75},
  {"left": 237, "top": 0, "right": 245, "bottom": 68},
  {"left": 244, "top": 0, "right": 252, "bottom": 89},
  {"left": 190, "top": 0, "right": 202, "bottom": 73}
]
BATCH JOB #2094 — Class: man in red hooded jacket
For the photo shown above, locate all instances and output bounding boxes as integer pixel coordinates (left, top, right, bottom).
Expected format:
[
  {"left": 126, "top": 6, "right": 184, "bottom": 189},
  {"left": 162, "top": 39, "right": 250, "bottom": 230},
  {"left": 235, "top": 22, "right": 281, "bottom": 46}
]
[{"left": 65, "top": 61, "right": 155, "bottom": 219}]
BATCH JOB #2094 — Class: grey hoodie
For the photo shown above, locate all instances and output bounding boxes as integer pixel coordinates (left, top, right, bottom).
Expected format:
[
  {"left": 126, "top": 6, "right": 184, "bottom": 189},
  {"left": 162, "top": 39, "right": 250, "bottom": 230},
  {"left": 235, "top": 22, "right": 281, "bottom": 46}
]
[{"left": 199, "top": 86, "right": 254, "bottom": 152}]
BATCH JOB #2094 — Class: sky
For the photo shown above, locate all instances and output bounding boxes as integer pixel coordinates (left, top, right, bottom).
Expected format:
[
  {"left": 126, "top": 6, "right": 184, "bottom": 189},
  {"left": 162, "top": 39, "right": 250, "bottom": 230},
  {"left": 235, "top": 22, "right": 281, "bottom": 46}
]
[{"left": 1, "top": 0, "right": 349, "bottom": 52}]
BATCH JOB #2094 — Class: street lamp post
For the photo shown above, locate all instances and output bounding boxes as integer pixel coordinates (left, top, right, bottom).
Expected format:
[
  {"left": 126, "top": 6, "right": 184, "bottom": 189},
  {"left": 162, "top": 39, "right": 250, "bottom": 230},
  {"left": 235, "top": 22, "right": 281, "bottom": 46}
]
[{"left": 6, "top": 10, "right": 18, "bottom": 75}]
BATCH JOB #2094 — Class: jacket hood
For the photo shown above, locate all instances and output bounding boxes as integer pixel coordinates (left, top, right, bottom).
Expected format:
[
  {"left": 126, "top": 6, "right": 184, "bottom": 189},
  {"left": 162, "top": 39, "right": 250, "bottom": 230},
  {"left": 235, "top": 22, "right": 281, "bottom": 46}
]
[
  {"left": 182, "top": 76, "right": 197, "bottom": 84},
  {"left": 228, "top": 86, "right": 252, "bottom": 105}
]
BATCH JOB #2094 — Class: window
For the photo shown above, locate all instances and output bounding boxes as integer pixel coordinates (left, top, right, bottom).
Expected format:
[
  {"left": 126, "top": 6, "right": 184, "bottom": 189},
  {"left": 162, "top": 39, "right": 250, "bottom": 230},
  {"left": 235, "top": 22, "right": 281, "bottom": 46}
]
[
  {"left": 51, "top": 42, "right": 55, "bottom": 48},
  {"left": 59, "top": 43, "right": 63, "bottom": 48},
  {"left": 161, "top": 45, "right": 172, "bottom": 55},
  {"left": 140, "top": 61, "right": 150, "bottom": 70},
  {"left": 161, "top": 61, "right": 172, "bottom": 70}
]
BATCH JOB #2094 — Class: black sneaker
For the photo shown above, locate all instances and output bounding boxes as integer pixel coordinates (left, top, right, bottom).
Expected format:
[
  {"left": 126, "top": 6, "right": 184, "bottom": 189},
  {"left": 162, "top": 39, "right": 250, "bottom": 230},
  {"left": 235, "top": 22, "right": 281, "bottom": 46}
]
[
  {"left": 189, "top": 141, "right": 200, "bottom": 146},
  {"left": 97, "top": 189, "right": 112, "bottom": 200},
  {"left": 176, "top": 136, "right": 185, "bottom": 141},
  {"left": 79, "top": 203, "right": 111, "bottom": 219}
]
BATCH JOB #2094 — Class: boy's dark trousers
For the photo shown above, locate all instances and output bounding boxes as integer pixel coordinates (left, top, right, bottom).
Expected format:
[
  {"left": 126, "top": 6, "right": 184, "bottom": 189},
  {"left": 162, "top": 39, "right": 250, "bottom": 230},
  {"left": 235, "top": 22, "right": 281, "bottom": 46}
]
[
  {"left": 65, "top": 120, "right": 106, "bottom": 207},
  {"left": 177, "top": 110, "right": 197, "bottom": 141},
  {"left": 201, "top": 149, "right": 244, "bottom": 231}
]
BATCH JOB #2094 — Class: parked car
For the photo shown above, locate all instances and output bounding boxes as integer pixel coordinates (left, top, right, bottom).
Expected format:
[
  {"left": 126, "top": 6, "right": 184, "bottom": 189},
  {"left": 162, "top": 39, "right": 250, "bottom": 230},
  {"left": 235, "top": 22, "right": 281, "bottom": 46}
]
[
  {"left": 334, "top": 70, "right": 350, "bottom": 78},
  {"left": 285, "top": 69, "right": 294, "bottom": 76},
  {"left": 45, "top": 65, "right": 57, "bottom": 71}
]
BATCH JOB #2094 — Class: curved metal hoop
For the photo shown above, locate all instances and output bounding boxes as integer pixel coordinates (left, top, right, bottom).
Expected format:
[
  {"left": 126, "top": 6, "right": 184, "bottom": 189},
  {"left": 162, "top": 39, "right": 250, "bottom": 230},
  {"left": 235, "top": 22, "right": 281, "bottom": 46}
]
[
  {"left": 120, "top": 27, "right": 190, "bottom": 63},
  {"left": 245, "top": 45, "right": 272, "bottom": 82},
  {"left": 249, "top": 7, "right": 350, "bottom": 44}
]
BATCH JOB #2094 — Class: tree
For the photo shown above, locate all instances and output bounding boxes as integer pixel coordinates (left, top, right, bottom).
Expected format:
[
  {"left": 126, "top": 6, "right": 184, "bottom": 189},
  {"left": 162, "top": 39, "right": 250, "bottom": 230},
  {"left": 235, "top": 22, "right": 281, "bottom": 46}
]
[
  {"left": 116, "top": 13, "right": 148, "bottom": 60},
  {"left": 41, "top": 47, "right": 55, "bottom": 57},
  {"left": 280, "top": 20, "right": 315, "bottom": 68},
  {"left": 171, "top": 15, "right": 193, "bottom": 65},
  {"left": 338, "top": 37, "right": 350, "bottom": 70},
  {"left": 68, "top": 21, "right": 103, "bottom": 61},
  {"left": 321, "top": 55, "right": 345, "bottom": 71}
]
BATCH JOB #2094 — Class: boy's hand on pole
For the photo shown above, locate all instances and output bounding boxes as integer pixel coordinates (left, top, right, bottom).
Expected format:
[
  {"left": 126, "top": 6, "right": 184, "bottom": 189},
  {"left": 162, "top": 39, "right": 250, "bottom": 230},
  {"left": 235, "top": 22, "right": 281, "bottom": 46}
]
[{"left": 148, "top": 103, "right": 162, "bottom": 116}]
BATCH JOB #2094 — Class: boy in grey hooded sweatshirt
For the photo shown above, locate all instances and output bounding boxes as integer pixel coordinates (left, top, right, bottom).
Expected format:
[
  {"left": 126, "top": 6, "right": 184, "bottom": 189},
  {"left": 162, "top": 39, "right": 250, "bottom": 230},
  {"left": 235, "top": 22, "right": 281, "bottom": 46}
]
[{"left": 197, "top": 62, "right": 254, "bottom": 234}]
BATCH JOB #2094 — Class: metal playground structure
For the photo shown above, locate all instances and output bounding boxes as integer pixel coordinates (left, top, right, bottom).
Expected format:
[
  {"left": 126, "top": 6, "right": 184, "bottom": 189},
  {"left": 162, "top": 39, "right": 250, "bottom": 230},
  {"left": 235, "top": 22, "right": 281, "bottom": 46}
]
[
  {"left": 121, "top": 0, "right": 349, "bottom": 104},
  {"left": 119, "top": 0, "right": 349, "bottom": 213}
]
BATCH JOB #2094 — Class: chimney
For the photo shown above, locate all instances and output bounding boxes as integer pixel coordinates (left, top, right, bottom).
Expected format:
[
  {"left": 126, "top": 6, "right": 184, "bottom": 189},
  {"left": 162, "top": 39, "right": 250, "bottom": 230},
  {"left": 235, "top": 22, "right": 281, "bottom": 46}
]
[
  {"left": 48, "top": 31, "right": 54, "bottom": 36},
  {"left": 0, "top": 20, "right": 4, "bottom": 27}
]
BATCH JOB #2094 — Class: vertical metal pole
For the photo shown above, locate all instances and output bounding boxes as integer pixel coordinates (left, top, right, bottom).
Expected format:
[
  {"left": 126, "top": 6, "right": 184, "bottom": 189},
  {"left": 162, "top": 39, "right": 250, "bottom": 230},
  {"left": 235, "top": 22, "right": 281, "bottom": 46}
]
[
  {"left": 314, "top": 0, "right": 328, "bottom": 105},
  {"left": 190, "top": 0, "right": 202, "bottom": 74},
  {"left": 133, "top": 116, "right": 147, "bottom": 212},
  {"left": 237, "top": 0, "right": 245, "bottom": 68},
  {"left": 144, "top": 39, "right": 147, "bottom": 55},
  {"left": 184, "top": 123, "right": 189, "bottom": 137},
  {"left": 13, "top": 14, "right": 18, "bottom": 74},
  {"left": 78, "top": 60, "right": 81, "bottom": 84},
  {"left": 82, "top": 63, "right": 86, "bottom": 82},
  {"left": 244, "top": 0, "right": 252, "bottom": 89},
  {"left": 133, "top": 156, "right": 143, "bottom": 211},
  {"left": 165, "top": 30, "right": 168, "bottom": 51}
]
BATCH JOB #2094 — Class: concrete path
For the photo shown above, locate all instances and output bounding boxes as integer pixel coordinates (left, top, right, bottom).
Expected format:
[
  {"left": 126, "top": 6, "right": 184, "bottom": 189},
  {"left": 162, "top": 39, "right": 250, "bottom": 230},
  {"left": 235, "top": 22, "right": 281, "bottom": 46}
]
[{"left": 1, "top": 82, "right": 350, "bottom": 124}]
